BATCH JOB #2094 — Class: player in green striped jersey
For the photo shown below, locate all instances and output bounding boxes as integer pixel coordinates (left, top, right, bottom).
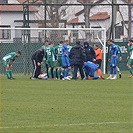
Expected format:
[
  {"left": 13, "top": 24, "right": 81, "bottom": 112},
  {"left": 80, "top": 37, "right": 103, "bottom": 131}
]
[
  {"left": 127, "top": 39, "right": 133, "bottom": 78},
  {"left": 55, "top": 41, "right": 63, "bottom": 79},
  {"left": 116, "top": 44, "right": 122, "bottom": 78},
  {"left": 45, "top": 42, "right": 57, "bottom": 79},
  {"left": 41, "top": 40, "right": 49, "bottom": 73},
  {"left": 2, "top": 51, "right": 21, "bottom": 79}
]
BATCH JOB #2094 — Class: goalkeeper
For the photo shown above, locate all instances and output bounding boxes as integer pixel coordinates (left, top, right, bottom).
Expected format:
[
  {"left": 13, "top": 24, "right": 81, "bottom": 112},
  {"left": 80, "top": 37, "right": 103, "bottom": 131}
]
[{"left": 2, "top": 51, "right": 21, "bottom": 79}]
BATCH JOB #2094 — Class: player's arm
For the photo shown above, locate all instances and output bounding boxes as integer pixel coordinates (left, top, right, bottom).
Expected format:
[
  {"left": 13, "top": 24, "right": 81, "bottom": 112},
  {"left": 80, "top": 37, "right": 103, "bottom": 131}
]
[
  {"left": 118, "top": 46, "right": 122, "bottom": 61},
  {"left": 62, "top": 45, "right": 68, "bottom": 56},
  {"left": 52, "top": 47, "right": 57, "bottom": 61},
  {"left": 112, "top": 46, "right": 117, "bottom": 56}
]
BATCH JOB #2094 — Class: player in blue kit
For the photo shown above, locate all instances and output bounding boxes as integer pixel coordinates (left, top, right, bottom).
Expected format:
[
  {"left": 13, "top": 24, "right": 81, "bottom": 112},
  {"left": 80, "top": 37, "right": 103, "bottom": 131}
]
[
  {"left": 83, "top": 61, "right": 100, "bottom": 80},
  {"left": 62, "top": 40, "right": 71, "bottom": 80},
  {"left": 106, "top": 40, "right": 118, "bottom": 80}
]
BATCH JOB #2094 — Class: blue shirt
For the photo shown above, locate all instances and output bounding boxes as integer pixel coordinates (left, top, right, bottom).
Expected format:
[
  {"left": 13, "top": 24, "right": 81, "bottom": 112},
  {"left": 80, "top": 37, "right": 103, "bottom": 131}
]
[
  {"left": 110, "top": 43, "right": 118, "bottom": 56},
  {"left": 62, "top": 43, "right": 69, "bottom": 57},
  {"left": 83, "top": 61, "right": 98, "bottom": 71}
]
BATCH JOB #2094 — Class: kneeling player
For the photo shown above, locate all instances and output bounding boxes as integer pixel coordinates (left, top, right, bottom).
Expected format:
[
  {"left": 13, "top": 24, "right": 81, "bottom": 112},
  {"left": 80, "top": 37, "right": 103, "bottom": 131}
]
[{"left": 83, "top": 61, "right": 101, "bottom": 80}]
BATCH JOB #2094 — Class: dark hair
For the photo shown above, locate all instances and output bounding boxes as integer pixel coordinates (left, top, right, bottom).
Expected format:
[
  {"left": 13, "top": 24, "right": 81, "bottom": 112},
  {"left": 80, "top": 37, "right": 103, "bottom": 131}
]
[
  {"left": 108, "top": 40, "right": 114, "bottom": 43},
  {"left": 76, "top": 40, "right": 80, "bottom": 45},
  {"left": 94, "top": 44, "right": 99, "bottom": 47},
  {"left": 17, "top": 51, "right": 21, "bottom": 55},
  {"left": 49, "top": 42, "right": 53, "bottom": 45},
  {"left": 60, "top": 41, "right": 63, "bottom": 44},
  {"left": 45, "top": 40, "right": 49, "bottom": 42},
  {"left": 129, "top": 39, "right": 133, "bottom": 42}
]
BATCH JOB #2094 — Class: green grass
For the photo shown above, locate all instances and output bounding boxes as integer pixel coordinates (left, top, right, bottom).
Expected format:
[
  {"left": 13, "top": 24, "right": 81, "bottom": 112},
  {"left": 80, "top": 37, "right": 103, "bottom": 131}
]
[{"left": 0, "top": 71, "right": 133, "bottom": 133}]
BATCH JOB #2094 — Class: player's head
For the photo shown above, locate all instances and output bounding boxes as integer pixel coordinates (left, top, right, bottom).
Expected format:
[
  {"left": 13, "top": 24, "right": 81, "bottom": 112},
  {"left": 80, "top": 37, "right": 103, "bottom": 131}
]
[
  {"left": 76, "top": 40, "right": 81, "bottom": 45},
  {"left": 128, "top": 39, "right": 133, "bottom": 46},
  {"left": 59, "top": 41, "right": 63, "bottom": 45},
  {"left": 16, "top": 51, "right": 21, "bottom": 56},
  {"left": 94, "top": 44, "right": 99, "bottom": 50},
  {"left": 45, "top": 40, "right": 49, "bottom": 46},
  {"left": 84, "top": 41, "right": 89, "bottom": 47},
  {"left": 49, "top": 42, "right": 54, "bottom": 46},
  {"left": 108, "top": 39, "right": 114, "bottom": 45},
  {"left": 64, "top": 40, "right": 69, "bottom": 45}
]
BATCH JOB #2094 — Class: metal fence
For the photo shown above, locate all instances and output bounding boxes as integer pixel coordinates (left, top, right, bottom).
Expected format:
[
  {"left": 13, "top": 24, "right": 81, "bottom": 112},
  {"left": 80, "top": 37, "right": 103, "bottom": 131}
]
[{"left": 0, "top": 29, "right": 128, "bottom": 74}]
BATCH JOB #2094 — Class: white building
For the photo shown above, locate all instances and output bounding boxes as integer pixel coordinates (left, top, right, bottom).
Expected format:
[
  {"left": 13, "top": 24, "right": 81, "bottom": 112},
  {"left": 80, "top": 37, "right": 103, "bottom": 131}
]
[
  {"left": 0, "top": 0, "right": 39, "bottom": 42},
  {"left": 66, "top": 0, "right": 133, "bottom": 41}
]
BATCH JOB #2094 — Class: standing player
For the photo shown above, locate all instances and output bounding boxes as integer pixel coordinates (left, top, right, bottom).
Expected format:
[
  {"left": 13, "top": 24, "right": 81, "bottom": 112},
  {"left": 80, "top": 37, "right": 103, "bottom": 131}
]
[
  {"left": 41, "top": 40, "right": 49, "bottom": 73},
  {"left": 127, "top": 39, "right": 133, "bottom": 78},
  {"left": 62, "top": 40, "right": 71, "bottom": 80},
  {"left": 83, "top": 61, "right": 101, "bottom": 80},
  {"left": 106, "top": 40, "right": 118, "bottom": 80},
  {"left": 116, "top": 44, "right": 122, "bottom": 78},
  {"left": 45, "top": 42, "right": 57, "bottom": 80},
  {"left": 55, "top": 41, "right": 63, "bottom": 79},
  {"left": 2, "top": 51, "right": 21, "bottom": 79},
  {"left": 94, "top": 44, "right": 104, "bottom": 78}
]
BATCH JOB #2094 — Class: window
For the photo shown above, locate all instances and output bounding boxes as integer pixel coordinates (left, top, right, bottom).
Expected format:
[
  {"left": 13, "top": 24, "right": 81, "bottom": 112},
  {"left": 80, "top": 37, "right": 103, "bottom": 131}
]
[
  {"left": 0, "top": 25, "right": 11, "bottom": 39},
  {"left": 0, "top": 0, "right": 8, "bottom": 4},
  {"left": 115, "top": 26, "right": 124, "bottom": 39}
]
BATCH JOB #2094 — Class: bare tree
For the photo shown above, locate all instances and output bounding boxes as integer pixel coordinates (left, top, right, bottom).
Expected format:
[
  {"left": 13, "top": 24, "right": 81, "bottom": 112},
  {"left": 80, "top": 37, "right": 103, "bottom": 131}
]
[{"left": 128, "top": 0, "right": 131, "bottom": 40}]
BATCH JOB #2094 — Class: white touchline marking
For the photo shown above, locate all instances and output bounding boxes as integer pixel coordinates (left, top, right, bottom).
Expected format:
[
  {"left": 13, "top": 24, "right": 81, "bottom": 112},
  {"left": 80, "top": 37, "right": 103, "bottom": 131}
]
[{"left": 0, "top": 122, "right": 130, "bottom": 129}]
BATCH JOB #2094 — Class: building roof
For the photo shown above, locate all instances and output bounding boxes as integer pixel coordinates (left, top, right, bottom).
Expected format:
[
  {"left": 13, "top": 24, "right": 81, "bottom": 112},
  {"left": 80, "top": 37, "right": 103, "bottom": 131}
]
[
  {"left": 17, "top": 0, "right": 42, "bottom": 3},
  {"left": 124, "top": 0, "right": 133, "bottom": 3},
  {"left": 90, "top": 12, "right": 110, "bottom": 21},
  {"left": 68, "top": 12, "right": 110, "bottom": 24},
  {"left": 77, "top": 0, "right": 104, "bottom": 4},
  {"left": 0, "top": 5, "right": 38, "bottom": 12},
  {"left": 67, "top": 17, "right": 78, "bottom": 24}
]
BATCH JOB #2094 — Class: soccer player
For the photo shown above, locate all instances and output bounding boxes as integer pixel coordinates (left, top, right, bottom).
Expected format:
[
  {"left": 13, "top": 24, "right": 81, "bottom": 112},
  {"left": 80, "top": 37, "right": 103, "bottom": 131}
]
[
  {"left": 116, "top": 44, "right": 122, "bottom": 78},
  {"left": 94, "top": 44, "right": 104, "bottom": 78},
  {"left": 126, "top": 39, "right": 133, "bottom": 78},
  {"left": 62, "top": 40, "right": 71, "bottom": 80},
  {"left": 31, "top": 49, "right": 45, "bottom": 79},
  {"left": 41, "top": 40, "right": 49, "bottom": 73},
  {"left": 106, "top": 40, "right": 118, "bottom": 80},
  {"left": 38, "top": 72, "right": 48, "bottom": 80},
  {"left": 83, "top": 61, "right": 100, "bottom": 80},
  {"left": 55, "top": 41, "right": 63, "bottom": 79},
  {"left": 2, "top": 51, "right": 21, "bottom": 79},
  {"left": 45, "top": 42, "right": 57, "bottom": 80}
]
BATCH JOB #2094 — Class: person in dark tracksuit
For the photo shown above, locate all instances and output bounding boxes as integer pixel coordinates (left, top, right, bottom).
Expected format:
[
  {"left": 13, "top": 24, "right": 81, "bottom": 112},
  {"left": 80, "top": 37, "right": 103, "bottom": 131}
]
[
  {"left": 31, "top": 49, "right": 45, "bottom": 79},
  {"left": 69, "top": 41, "right": 86, "bottom": 80},
  {"left": 83, "top": 41, "right": 96, "bottom": 62}
]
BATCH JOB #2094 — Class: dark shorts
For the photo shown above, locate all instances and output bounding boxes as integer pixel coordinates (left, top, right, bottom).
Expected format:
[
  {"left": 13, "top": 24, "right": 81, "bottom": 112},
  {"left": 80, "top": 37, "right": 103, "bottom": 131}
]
[{"left": 95, "top": 59, "right": 102, "bottom": 69}]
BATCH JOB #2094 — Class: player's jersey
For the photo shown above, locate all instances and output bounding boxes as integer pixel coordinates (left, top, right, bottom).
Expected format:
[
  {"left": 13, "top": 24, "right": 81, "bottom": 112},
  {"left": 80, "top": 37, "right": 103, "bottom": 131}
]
[
  {"left": 42, "top": 45, "right": 48, "bottom": 61},
  {"left": 116, "top": 45, "right": 122, "bottom": 57},
  {"left": 95, "top": 48, "right": 102, "bottom": 60},
  {"left": 83, "top": 61, "right": 98, "bottom": 71},
  {"left": 45, "top": 46, "right": 56, "bottom": 61},
  {"left": 109, "top": 43, "right": 118, "bottom": 57},
  {"left": 62, "top": 43, "right": 69, "bottom": 57},
  {"left": 67, "top": 45, "right": 72, "bottom": 53},
  {"left": 128, "top": 45, "right": 133, "bottom": 59},
  {"left": 2, "top": 52, "right": 16, "bottom": 62},
  {"left": 55, "top": 45, "right": 62, "bottom": 57}
]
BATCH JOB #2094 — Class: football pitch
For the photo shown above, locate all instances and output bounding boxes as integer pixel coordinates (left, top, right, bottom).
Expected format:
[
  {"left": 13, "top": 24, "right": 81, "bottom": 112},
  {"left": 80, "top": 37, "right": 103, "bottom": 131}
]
[{"left": 0, "top": 72, "right": 133, "bottom": 133}]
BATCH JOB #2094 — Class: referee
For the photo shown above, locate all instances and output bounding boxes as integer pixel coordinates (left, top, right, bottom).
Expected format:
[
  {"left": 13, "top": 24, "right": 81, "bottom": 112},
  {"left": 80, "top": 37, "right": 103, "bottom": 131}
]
[{"left": 31, "top": 49, "right": 45, "bottom": 79}]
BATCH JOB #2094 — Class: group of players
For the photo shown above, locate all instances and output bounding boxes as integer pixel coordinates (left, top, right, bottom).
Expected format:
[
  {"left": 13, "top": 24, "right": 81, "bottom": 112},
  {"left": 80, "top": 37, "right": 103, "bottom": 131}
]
[
  {"left": 1, "top": 39, "right": 133, "bottom": 80},
  {"left": 31, "top": 39, "right": 103, "bottom": 80}
]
